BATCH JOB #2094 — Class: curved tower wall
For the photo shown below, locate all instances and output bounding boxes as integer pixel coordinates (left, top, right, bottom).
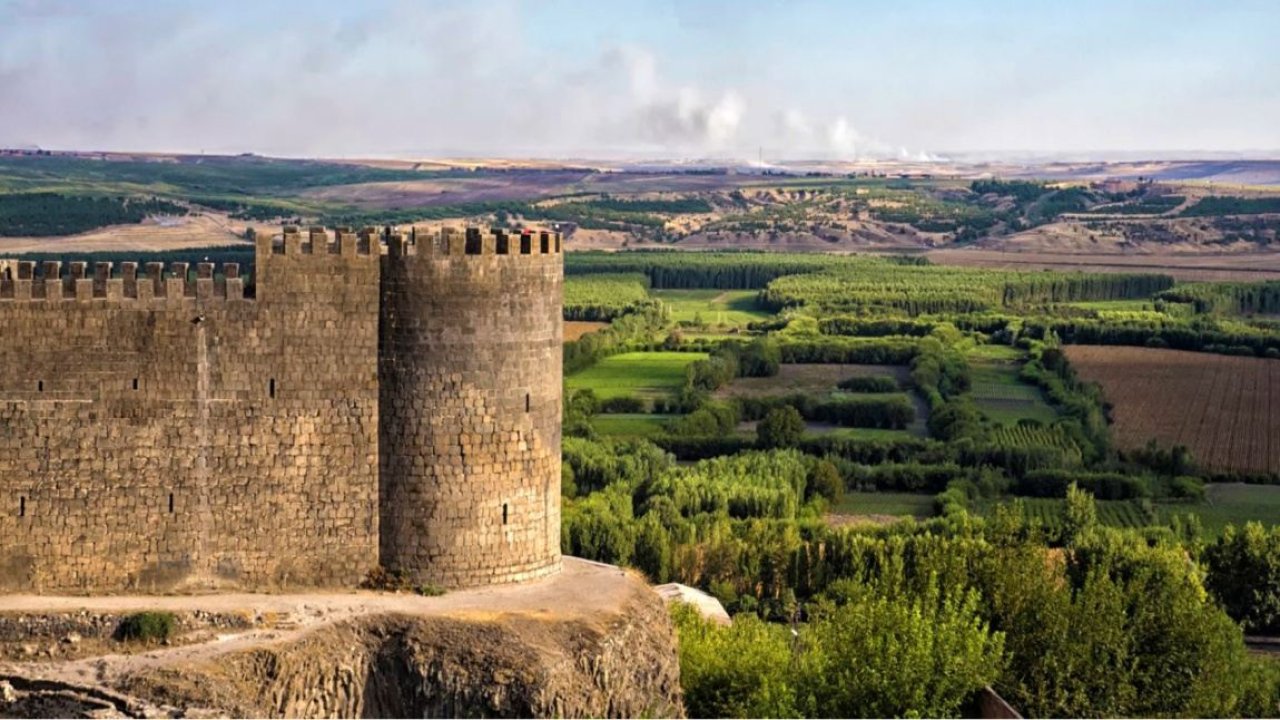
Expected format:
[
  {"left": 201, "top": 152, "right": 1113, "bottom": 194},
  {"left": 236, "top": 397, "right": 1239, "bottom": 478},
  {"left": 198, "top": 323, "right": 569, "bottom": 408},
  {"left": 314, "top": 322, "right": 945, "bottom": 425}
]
[{"left": 378, "top": 228, "right": 563, "bottom": 588}]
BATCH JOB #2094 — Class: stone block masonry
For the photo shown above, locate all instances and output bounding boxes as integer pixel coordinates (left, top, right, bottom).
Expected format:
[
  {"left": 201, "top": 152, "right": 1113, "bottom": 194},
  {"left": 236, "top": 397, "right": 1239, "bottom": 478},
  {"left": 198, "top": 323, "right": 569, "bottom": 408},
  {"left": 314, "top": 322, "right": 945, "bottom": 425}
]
[
  {"left": 379, "top": 228, "right": 562, "bottom": 588},
  {"left": 0, "top": 226, "right": 563, "bottom": 593}
]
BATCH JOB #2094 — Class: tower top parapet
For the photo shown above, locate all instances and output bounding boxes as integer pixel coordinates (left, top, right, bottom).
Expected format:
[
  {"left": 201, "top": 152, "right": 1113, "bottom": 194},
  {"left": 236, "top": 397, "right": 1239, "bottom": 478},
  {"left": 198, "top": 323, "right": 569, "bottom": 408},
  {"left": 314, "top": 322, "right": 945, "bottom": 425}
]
[{"left": 385, "top": 226, "right": 562, "bottom": 258}]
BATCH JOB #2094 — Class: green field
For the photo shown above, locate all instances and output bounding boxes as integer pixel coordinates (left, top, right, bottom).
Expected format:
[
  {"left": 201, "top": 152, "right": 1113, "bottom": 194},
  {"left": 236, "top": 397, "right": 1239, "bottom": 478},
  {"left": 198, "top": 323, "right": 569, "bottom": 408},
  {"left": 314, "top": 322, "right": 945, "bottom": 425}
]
[
  {"left": 964, "top": 344, "right": 1026, "bottom": 362},
  {"left": 593, "top": 413, "right": 673, "bottom": 439},
  {"left": 817, "top": 426, "right": 919, "bottom": 442},
  {"left": 566, "top": 351, "right": 707, "bottom": 400},
  {"left": 652, "top": 289, "right": 774, "bottom": 327},
  {"left": 832, "top": 491, "right": 936, "bottom": 518},
  {"left": 973, "top": 485, "right": 1280, "bottom": 537},
  {"left": 1159, "top": 483, "right": 1280, "bottom": 537},
  {"left": 1065, "top": 299, "right": 1161, "bottom": 312},
  {"left": 969, "top": 361, "right": 1058, "bottom": 426}
]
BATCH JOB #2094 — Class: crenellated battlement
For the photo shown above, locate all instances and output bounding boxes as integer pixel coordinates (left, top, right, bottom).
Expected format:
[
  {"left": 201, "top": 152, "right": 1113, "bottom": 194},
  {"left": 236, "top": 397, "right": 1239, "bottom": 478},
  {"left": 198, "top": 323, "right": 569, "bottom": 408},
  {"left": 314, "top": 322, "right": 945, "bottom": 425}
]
[
  {"left": 383, "top": 226, "right": 563, "bottom": 259},
  {"left": 0, "top": 258, "right": 248, "bottom": 302},
  {"left": 0, "top": 225, "right": 562, "bottom": 309},
  {"left": 258, "top": 225, "right": 380, "bottom": 257}
]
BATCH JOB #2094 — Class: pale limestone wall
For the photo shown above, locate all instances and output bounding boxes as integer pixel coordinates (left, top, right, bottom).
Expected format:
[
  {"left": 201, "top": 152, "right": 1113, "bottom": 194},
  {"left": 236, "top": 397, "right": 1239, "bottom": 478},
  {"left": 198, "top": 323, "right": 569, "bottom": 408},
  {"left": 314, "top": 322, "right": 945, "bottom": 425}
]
[
  {"left": 0, "top": 230, "right": 380, "bottom": 592},
  {"left": 378, "top": 228, "right": 562, "bottom": 588}
]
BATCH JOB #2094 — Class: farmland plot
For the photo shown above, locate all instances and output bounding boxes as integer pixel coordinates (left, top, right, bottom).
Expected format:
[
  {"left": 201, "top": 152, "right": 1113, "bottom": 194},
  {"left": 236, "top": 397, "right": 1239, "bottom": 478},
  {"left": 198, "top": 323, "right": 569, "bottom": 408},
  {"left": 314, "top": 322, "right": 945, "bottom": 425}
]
[
  {"left": 713, "top": 363, "right": 909, "bottom": 399},
  {"left": 566, "top": 351, "right": 707, "bottom": 401},
  {"left": 1065, "top": 346, "right": 1280, "bottom": 474},
  {"left": 970, "top": 361, "right": 1058, "bottom": 426}
]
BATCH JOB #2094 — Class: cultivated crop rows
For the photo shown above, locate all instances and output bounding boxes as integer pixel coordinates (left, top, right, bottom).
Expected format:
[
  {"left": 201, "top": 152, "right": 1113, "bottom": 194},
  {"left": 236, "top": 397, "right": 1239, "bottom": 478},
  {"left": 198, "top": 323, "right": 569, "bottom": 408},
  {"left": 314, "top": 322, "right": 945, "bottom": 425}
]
[
  {"left": 563, "top": 273, "right": 656, "bottom": 320},
  {"left": 1065, "top": 346, "right": 1280, "bottom": 474},
  {"left": 990, "top": 426, "right": 1083, "bottom": 464}
]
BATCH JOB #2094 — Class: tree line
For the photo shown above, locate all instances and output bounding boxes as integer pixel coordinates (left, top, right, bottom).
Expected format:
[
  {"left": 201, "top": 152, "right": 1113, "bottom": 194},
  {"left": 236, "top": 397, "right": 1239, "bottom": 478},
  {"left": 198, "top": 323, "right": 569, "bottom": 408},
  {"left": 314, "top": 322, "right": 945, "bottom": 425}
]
[{"left": 0, "top": 193, "right": 188, "bottom": 236}]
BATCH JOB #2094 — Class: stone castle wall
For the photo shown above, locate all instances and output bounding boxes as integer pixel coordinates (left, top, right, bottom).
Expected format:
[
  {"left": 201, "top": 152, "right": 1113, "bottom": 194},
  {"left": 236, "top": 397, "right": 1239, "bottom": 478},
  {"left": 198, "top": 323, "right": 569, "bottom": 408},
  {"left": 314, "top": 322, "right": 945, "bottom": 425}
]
[
  {"left": 379, "top": 228, "right": 563, "bottom": 588},
  {"left": 0, "top": 225, "right": 564, "bottom": 593},
  {"left": 0, "top": 229, "right": 382, "bottom": 593}
]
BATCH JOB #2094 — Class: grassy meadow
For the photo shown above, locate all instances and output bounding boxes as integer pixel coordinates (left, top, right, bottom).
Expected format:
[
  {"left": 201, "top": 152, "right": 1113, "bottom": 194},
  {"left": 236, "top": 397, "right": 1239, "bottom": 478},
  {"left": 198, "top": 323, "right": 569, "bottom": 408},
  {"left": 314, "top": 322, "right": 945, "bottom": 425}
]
[
  {"left": 831, "top": 491, "right": 936, "bottom": 518},
  {"left": 566, "top": 351, "right": 707, "bottom": 401},
  {"left": 653, "top": 289, "right": 773, "bottom": 327},
  {"left": 969, "top": 360, "right": 1058, "bottom": 426}
]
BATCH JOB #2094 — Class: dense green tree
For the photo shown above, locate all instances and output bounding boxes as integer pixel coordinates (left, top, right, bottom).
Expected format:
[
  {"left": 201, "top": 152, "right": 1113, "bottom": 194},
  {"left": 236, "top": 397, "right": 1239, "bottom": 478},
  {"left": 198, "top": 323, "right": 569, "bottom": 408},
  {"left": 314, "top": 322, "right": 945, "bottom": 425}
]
[
  {"left": 805, "top": 460, "right": 843, "bottom": 504},
  {"left": 798, "top": 583, "right": 1005, "bottom": 718},
  {"left": 1205, "top": 522, "right": 1280, "bottom": 634},
  {"left": 674, "top": 605, "right": 801, "bottom": 718},
  {"left": 757, "top": 407, "right": 805, "bottom": 449},
  {"left": 1062, "top": 482, "right": 1098, "bottom": 546},
  {"left": 674, "top": 579, "right": 1005, "bottom": 718},
  {"left": 561, "top": 485, "right": 635, "bottom": 565},
  {"left": 634, "top": 513, "right": 673, "bottom": 583},
  {"left": 738, "top": 337, "right": 781, "bottom": 377}
]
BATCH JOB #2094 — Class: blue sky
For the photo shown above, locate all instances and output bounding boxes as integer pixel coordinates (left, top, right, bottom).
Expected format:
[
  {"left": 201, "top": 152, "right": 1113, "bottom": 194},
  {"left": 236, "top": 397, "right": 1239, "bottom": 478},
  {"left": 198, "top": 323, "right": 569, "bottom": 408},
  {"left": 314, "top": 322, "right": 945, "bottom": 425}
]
[{"left": 1, "top": 0, "right": 1276, "bottom": 159}]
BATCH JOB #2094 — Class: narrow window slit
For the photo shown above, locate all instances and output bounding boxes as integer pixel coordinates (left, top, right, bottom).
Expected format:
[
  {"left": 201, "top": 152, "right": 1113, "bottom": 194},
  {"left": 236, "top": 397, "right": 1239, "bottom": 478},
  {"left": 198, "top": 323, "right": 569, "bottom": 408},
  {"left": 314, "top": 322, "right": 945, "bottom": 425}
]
[
  {"left": 168, "top": 493, "right": 174, "bottom": 514},
  {"left": 19, "top": 496, "right": 25, "bottom": 518},
  {"left": 502, "top": 503, "right": 509, "bottom": 525},
  {"left": 525, "top": 393, "right": 531, "bottom": 412},
  {"left": 132, "top": 378, "right": 139, "bottom": 391},
  {"left": 37, "top": 380, "right": 43, "bottom": 393},
  {"left": 269, "top": 378, "right": 276, "bottom": 399}
]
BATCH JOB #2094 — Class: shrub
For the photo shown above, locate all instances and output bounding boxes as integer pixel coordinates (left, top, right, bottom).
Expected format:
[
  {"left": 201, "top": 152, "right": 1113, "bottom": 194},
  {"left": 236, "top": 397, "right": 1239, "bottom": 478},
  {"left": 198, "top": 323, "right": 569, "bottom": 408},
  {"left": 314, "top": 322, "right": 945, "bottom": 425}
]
[
  {"left": 757, "top": 406, "right": 805, "bottom": 449},
  {"left": 1014, "top": 469, "right": 1151, "bottom": 500},
  {"left": 666, "top": 400, "right": 739, "bottom": 438},
  {"left": 599, "top": 396, "right": 645, "bottom": 413},
  {"left": 811, "top": 394, "right": 915, "bottom": 429},
  {"left": 836, "top": 375, "right": 899, "bottom": 393},
  {"left": 653, "top": 435, "right": 755, "bottom": 460},
  {"left": 807, "top": 459, "right": 844, "bottom": 504},
  {"left": 739, "top": 337, "right": 781, "bottom": 377},
  {"left": 1169, "top": 475, "right": 1206, "bottom": 502},
  {"left": 416, "top": 583, "right": 446, "bottom": 597},
  {"left": 115, "top": 611, "right": 177, "bottom": 643}
]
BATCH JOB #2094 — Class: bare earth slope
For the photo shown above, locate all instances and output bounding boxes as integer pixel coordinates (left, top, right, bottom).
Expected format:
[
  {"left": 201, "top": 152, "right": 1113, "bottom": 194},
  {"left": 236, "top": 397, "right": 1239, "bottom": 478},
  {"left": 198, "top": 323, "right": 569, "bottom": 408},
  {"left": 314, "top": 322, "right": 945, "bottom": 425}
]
[{"left": 0, "top": 214, "right": 251, "bottom": 255}]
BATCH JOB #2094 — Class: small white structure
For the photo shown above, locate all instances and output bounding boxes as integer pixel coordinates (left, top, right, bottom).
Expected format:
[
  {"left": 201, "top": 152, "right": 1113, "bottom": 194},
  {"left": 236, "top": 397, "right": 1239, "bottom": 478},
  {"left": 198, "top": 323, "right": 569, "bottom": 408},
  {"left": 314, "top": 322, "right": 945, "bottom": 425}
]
[{"left": 653, "top": 583, "right": 732, "bottom": 626}]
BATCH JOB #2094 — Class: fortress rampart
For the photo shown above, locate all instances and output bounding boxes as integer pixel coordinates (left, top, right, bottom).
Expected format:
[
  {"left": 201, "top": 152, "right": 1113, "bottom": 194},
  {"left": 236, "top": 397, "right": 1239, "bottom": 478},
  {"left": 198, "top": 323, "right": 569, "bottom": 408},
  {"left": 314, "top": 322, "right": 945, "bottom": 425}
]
[{"left": 0, "top": 225, "right": 563, "bottom": 593}]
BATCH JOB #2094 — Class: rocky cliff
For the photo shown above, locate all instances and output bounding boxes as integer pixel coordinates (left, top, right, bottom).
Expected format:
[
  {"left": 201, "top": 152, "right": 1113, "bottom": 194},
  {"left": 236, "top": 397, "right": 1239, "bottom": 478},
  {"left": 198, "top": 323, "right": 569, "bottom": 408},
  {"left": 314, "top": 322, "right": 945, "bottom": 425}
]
[{"left": 0, "top": 559, "right": 683, "bottom": 718}]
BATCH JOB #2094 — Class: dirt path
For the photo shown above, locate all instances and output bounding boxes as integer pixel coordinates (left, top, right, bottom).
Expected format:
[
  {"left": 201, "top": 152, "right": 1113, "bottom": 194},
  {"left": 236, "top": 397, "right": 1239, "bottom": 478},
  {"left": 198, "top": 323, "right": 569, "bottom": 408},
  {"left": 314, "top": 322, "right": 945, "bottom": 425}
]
[{"left": 0, "top": 558, "right": 633, "bottom": 690}]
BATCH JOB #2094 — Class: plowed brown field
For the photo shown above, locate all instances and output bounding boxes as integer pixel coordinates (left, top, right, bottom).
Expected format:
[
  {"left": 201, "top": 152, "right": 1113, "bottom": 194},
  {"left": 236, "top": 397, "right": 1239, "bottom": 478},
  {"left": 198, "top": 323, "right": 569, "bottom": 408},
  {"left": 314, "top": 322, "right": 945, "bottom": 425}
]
[{"left": 1065, "top": 346, "right": 1280, "bottom": 474}]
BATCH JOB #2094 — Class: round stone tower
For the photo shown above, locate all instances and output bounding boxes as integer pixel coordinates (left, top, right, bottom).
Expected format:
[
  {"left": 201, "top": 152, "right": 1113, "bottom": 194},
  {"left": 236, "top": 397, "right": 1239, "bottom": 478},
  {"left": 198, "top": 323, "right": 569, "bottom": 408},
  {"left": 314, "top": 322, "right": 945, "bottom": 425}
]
[{"left": 378, "top": 227, "right": 562, "bottom": 588}]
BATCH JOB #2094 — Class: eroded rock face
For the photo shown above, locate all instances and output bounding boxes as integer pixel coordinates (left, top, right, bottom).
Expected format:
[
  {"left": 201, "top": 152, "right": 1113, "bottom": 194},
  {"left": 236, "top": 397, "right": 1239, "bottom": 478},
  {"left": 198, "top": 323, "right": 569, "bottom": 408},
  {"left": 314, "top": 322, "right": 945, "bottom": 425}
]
[
  {"left": 115, "top": 590, "right": 682, "bottom": 718},
  {"left": 0, "top": 677, "right": 160, "bottom": 719}
]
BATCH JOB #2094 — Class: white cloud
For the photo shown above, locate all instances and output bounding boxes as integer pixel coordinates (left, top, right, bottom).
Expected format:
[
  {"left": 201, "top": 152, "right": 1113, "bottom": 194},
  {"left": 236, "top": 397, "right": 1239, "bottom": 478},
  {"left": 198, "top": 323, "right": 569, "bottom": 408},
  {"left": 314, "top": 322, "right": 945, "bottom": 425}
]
[{"left": 0, "top": 2, "right": 936, "bottom": 160}]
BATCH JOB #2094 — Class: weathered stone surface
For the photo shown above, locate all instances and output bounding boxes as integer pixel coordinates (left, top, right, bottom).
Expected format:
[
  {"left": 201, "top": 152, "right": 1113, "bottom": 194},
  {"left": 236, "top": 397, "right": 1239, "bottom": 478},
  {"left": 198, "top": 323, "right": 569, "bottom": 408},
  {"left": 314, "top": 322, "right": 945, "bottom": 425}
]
[
  {"left": 0, "top": 226, "right": 563, "bottom": 593},
  {"left": 379, "top": 228, "right": 562, "bottom": 588}
]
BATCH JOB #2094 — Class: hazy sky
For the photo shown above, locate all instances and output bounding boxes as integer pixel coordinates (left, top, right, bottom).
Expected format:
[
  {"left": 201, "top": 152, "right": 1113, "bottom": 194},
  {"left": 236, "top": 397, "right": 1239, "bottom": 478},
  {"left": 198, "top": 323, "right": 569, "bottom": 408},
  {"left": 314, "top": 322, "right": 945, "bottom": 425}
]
[{"left": 1, "top": 0, "right": 1277, "bottom": 160}]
